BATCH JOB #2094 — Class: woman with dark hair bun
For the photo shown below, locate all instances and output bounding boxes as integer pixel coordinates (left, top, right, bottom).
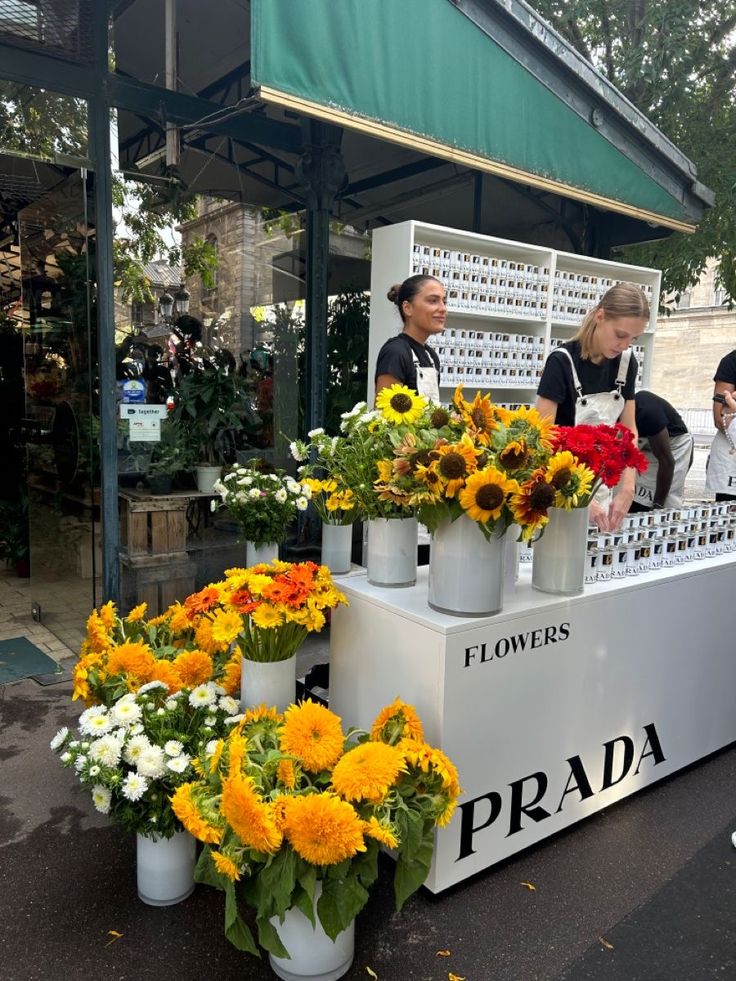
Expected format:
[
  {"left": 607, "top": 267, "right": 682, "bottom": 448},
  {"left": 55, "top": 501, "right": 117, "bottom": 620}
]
[{"left": 374, "top": 274, "right": 446, "bottom": 400}]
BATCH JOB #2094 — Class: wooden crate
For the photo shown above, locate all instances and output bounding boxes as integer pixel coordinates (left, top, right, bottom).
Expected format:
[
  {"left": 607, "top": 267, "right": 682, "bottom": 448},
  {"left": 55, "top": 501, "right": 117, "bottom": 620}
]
[
  {"left": 119, "top": 489, "right": 194, "bottom": 560},
  {"left": 120, "top": 554, "right": 197, "bottom": 616}
]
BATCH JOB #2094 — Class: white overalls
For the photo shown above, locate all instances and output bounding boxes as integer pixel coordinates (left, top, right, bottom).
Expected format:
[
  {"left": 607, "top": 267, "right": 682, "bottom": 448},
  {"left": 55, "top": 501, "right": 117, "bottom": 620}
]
[
  {"left": 634, "top": 432, "right": 694, "bottom": 508},
  {"left": 554, "top": 347, "right": 632, "bottom": 503},
  {"left": 705, "top": 420, "right": 736, "bottom": 496},
  {"left": 411, "top": 348, "right": 440, "bottom": 401}
]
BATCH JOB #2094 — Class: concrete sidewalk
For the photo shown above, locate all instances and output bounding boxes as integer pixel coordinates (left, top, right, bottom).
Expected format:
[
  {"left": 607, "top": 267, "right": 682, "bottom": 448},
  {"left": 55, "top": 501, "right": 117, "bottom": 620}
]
[{"left": 1, "top": 566, "right": 735, "bottom": 981}]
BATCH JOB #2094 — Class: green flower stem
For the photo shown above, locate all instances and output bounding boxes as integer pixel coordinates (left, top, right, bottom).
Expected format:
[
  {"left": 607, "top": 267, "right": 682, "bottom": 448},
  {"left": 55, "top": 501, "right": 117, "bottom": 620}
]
[{"left": 238, "top": 620, "right": 310, "bottom": 663}]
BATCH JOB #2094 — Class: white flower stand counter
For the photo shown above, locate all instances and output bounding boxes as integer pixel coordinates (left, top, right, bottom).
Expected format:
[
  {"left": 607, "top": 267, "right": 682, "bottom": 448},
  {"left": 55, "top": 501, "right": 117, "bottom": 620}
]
[{"left": 329, "top": 555, "right": 736, "bottom": 892}]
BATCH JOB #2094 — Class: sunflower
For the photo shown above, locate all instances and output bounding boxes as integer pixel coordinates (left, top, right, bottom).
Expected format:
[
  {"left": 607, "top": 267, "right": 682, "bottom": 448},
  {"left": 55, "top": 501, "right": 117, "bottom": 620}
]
[
  {"left": 148, "top": 658, "right": 183, "bottom": 693},
  {"left": 126, "top": 602, "right": 147, "bottom": 623},
  {"left": 375, "top": 458, "right": 395, "bottom": 482},
  {"left": 84, "top": 610, "right": 110, "bottom": 654},
  {"left": 98, "top": 600, "right": 116, "bottom": 630},
  {"left": 331, "top": 741, "right": 407, "bottom": 803},
  {"left": 173, "top": 648, "right": 213, "bottom": 687},
  {"left": 221, "top": 774, "right": 283, "bottom": 854},
  {"left": 171, "top": 783, "right": 222, "bottom": 844},
  {"left": 435, "top": 434, "right": 480, "bottom": 497},
  {"left": 375, "top": 383, "right": 427, "bottom": 425},
  {"left": 545, "top": 452, "right": 595, "bottom": 509},
  {"left": 508, "top": 404, "right": 557, "bottom": 452},
  {"left": 227, "top": 730, "right": 248, "bottom": 776},
  {"left": 362, "top": 815, "right": 400, "bottom": 850},
  {"left": 458, "top": 468, "right": 518, "bottom": 524},
  {"left": 281, "top": 793, "right": 366, "bottom": 865},
  {"left": 499, "top": 438, "right": 531, "bottom": 472},
  {"left": 509, "top": 470, "right": 555, "bottom": 535},
  {"left": 370, "top": 697, "right": 425, "bottom": 744},
  {"left": 400, "top": 739, "right": 462, "bottom": 798},
  {"left": 212, "top": 850, "right": 241, "bottom": 882},
  {"left": 279, "top": 699, "right": 345, "bottom": 773},
  {"left": 167, "top": 602, "right": 193, "bottom": 633},
  {"left": 105, "top": 641, "right": 156, "bottom": 683},
  {"left": 461, "top": 391, "right": 497, "bottom": 445},
  {"left": 220, "top": 652, "right": 242, "bottom": 696},
  {"left": 276, "top": 757, "right": 297, "bottom": 790}
]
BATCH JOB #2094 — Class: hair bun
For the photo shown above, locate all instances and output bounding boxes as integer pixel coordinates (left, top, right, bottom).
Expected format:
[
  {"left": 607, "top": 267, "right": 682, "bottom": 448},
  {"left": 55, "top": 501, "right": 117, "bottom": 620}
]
[{"left": 387, "top": 284, "right": 401, "bottom": 305}]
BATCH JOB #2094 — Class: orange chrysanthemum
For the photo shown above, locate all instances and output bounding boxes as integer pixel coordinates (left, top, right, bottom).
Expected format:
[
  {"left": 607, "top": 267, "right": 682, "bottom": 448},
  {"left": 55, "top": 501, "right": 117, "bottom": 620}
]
[
  {"left": 173, "top": 648, "right": 213, "bottom": 687},
  {"left": 281, "top": 793, "right": 366, "bottom": 865},
  {"left": 221, "top": 774, "right": 282, "bottom": 854},
  {"left": 184, "top": 585, "right": 222, "bottom": 615},
  {"left": 148, "top": 659, "right": 183, "bottom": 693},
  {"left": 221, "top": 652, "right": 241, "bottom": 696},
  {"left": 331, "top": 741, "right": 407, "bottom": 804},
  {"left": 362, "top": 815, "right": 400, "bottom": 850},
  {"left": 370, "top": 698, "right": 425, "bottom": 744},
  {"left": 279, "top": 700, "right": 345, "bottom": 773},
  {"left": 105, "top": 641, "right": 156, "bottom": 682},
  {"left": 212, "top": 850, "right": 241, "bottom": 881}
]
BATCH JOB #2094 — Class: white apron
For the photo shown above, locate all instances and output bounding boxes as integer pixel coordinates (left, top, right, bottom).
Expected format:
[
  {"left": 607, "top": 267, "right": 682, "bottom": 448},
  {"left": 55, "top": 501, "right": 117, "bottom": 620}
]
[
  {"left": 555, "top": 348, "right": 631, "bottom": 503},
  {"left": 705, "top": 419, "right": 736, "bottom": 495},
  {"left": 411, "top": 348, "right": 440, "bottom": 401},
  {"left": 634, "top": 431, "right": 694, "bottom": 508}
]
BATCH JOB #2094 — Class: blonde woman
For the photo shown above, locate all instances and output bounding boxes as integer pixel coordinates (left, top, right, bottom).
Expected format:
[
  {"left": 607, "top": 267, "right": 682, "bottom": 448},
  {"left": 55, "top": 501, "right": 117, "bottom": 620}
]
[{"left": 536, "top": 282, "right": 650, "bottom": 531}]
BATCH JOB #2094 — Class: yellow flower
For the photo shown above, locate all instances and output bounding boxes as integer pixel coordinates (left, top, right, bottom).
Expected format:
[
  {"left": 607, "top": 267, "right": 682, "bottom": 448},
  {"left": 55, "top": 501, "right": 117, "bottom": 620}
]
[
  {"left": 277, "top": 757, "right": 297, "bottom": 790},
  {"left": 435, "top": 434, "right": 481, "bottom": 497},
  {"left": 221, "top": 774, "right": 283, "bottom": 854},
  {"left": 499, "top": 438, "right": 530, "bottom": 472},
  {"left": 243, "top": 704, "right": 282, "bottom": 726},
  {"left": 375, "top": 458, "right": 395, "bottom": 482},
  {"left": 167, "top": 602, "right": 192, "bottom": 634},
  {"left": 98, "top": 601, "right": 116, "bottom": 630},
  {"left": 331, "top": 741, "right": 407, "bottom": 803},
  {"left": 375, "top": 383, "right": 427, "bottom": 425},
  {"left": 545, "top": 452, "right": 595, "bottom": 509},
  {"left": 221, "top": 652, "right": 242, "bottom": 696},
  {"left": 363, "top": 815, "right": 400, "bottom": 850},
  {"left": 509, "top": 470, "right": 555, "bottom": 535},
  {"left": 210, "top": 609, "right": 243, "bottom": 647},
  {"left": 105, "top": 641, "right": 156, "bottom": 682},
  {"left": 508, "top": 404, "right": 557, "bottom": 452},
  {"left": 173, "top": 648, "right": 213, "bottom": 687},
  {"left": 125, "top": 602, "right": 147, "bottom": 623},
  {"left": 208, "top": 738, "right": 224, "bottom": 774},
  {"left": 370, "top": 698, "right": 425, "bottom": 743},
  {"left": 279, "top": 699, "right": 345, "bottom": 773},
  {"left": 212, "top": 850, "right": 241, "bottom": 881},
  {"left": 84, "top": 610, "right": 110, "bottom": 654},
  {"left": 458, "top": 468, "right": 518, "bottom": 523},
  {"left": 227, "top": 730, "right": 248, "bottom": 776},
  {"left": 194, "top": 617, "right": 218, "bottom": 655},
  {"left": 250, "top": 604, "right": 283, "bottom": 629},
  {"left": 456, "top": 388, "right": 497, "bottom": 445},
  {"left": 401, "top": 739, "right": 462, "bottom": 798},
  {"left": 171, "top": 784, "right": 222, "bottom": 844},
  {"left": 281, "top": 793, "right": 366, "bottom": 865},
  {"left": 148, "top": 659, "right": 183, "bottom": 693}
]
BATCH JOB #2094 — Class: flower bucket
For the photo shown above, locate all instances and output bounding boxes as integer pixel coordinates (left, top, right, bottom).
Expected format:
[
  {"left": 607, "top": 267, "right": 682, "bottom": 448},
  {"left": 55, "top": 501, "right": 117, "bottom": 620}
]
[
  {"left": 269, "top": 884, "right": 355, "bottom": 981},
  {"left": 532, "top": 506, "right": 588, "bottom": 595},
  {"left": 321, "top": 523, "right": 353, "bottom": 576},
  {"left": 246, "top": 541, "right": 279, "bottom": 566},
  {"left": 428, "top": 515, "right": 505, "bottom": 617},
  {"left": 366, "top": 517, "right": 417, "bottom": 587},
  {"left": 136, "top": 830, "right": 196, "bottom": 907},
  {"left": 240, "top": 654, "right": 296, "bottom": 713},
  {"left": 195, "top": 464, "right": 222, "bottom": 494}
]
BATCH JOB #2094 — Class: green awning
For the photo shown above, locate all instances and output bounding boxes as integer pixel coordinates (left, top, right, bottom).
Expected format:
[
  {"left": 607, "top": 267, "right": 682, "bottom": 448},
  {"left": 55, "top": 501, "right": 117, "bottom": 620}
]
[{"left": 251, "top": 0, "right": 696, "bottom": 232}]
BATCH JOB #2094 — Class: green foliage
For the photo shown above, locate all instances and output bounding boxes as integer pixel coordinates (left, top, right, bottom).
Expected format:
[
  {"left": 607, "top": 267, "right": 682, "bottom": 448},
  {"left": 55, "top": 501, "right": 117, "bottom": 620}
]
[
  {"left": 170, "top": 367, "right": 250, "bottom": 465},
  {"left": 533, "top": 0, "right": 736, "bottom": 302},
  {"left": 325, "top": 290, "right": 370, "bottom": 433},
  {"left": 0, "top": 82, "right": 87, "bottom": 158}
]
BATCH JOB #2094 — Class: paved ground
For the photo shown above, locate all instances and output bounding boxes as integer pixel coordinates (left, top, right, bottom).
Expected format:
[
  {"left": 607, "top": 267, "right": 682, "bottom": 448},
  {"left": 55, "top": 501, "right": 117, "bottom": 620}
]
[{"left": 2, "top": 456, "right": 735, "bottom": 981}]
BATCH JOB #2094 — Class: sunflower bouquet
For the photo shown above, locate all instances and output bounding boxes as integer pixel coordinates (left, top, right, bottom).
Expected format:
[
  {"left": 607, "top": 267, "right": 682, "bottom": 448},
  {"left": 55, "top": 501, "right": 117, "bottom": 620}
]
[
  {"left": 551, "top": 423, "right": 648, "bottom": 507},
  {"left": 172, "top": 697, "right": 460, "bottom": 958},
  {"left": 211, "top": 462, "right": 312, "bottom": 548},
  {"left": 211, "top": 559, "right": 348, "bottom": 663},
  {"left": 73, "top": 599, "right": 242, "bottom": 708},
  {"left": 373, "top": 385, "right": 559, "bottom": 541},
  {"left": 51, "top": 680, "right": 242, "bottom": 838}
]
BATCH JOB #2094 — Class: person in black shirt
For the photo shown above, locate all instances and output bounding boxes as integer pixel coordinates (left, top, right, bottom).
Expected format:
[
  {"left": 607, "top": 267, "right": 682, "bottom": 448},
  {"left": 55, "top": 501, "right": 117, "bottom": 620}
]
[
  {"left": 629, "top": 390, "right": 693, "bottom": 511},
  {"left": 374, "top": 275, "right": 445, "bottom": 401},
  {"left": 705, "top": 350, "right": 736, "bottom": 499}
]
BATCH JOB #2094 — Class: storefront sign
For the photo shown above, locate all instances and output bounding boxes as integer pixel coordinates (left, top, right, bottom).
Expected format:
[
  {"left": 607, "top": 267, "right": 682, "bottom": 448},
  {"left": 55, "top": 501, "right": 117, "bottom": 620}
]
[{"left": 120, "top": 403, "right": 168, "bottom": 441}]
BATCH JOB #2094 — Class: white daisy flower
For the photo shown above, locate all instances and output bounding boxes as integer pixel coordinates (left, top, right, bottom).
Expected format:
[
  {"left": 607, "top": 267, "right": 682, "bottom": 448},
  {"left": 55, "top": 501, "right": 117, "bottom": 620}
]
[
  {"left": 307, "top": 427, "right": 325, "bottom": 438},
  {"left": 124, "top": 734, "right": 152, "bottom": 765},
  {"left": 136, "top": 744, "right": 167, "bottom": 779},
  {"left": 156, "top": 708, "right": 166, "bottom": 716},
  {"left": 137, "top": 681, "right": 168, "bottom": 695},
  {"left": 189, "top": 683, "right": 217, "bottom": 708},
  {"left": 129, "top": 723, "right": 145, "bottom": 736},
  {"left": 204, "top": 716, "right": 217, "bottom": 727},
  {"left": 212, "top": 479, "right": 225, "bottom": 494},
  {"left": 69, "top": 740, "right": 79, "bottom": 749},
  {"left": 60, "top": 751, "right": 72, "bottom": 764},
  {"left": 301, "top": 482, "right": 313, "bottom": 499},
  {"left": 164, "top": 739, "right": 184, "bottom": 757},
  {"left": 89, "top": 735, "right": 124, "bottom": 767},
  {"left": 290, "top": 441, "right": 307, "bottom": 462},
  {"left": 74, "top": 755, "right": 87, "bottom": 772},
  {"left": 224, "top": 714, "right": 244, "bottom": 726},
  {"left": 166, "top": 754, "right": 191, "bottom": 774},
  {"left": 78, "top": 706, "right": 111, "bottom": 737},
  {"left": 248, "top": 487, "right": 261, "bottom": 500},
  {"left": 296, "top": 497, "right": 308, "bottom": 511},
  {"left": 275, "top": 488, "right": 287, "bottom": 504},
  {"left": 50, "top": 727, "right": 69, "bottom": 751},
  {"left": 205, "top": 739, "right": 221, "bottom": 756},
  {"left": 218, "top": 695, "right": 240, "bottom": 716},
  {"left": 81, "top": 742, "right": 90, "bottom": 750},
  {"left": 110, "top": 697, "right": 143, "bottom": 727},
  {"left": 121, "top": 772, "right": 148, "bottom": 802},
  {"left": 89, "top": 765, "right": 100, "bottom": 777},
  {"left": 286, "top": 479, "right": 301, "bottom": 496},
  {"left": 165, "top": 699, "right": 178, "bottom": 711},
  {"left": 91, "top": 785, "right": 112, "bottom": 814}
]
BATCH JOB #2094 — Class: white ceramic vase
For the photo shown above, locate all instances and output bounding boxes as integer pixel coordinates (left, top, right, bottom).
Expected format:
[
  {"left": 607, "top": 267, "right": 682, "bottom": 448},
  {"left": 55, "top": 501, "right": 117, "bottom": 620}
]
[
  {"left": 245, "top": 541, "right": 279, "bottom": 566},
  {"left": 532, "top": 506, "right": 589, "bottom": 595},
  {"left": 366, "top": 516, "right": 417, "bottom": 587},
  {"left": 269, "top": 884, "right": 355, "bottom": 981},
  {"left": 195, "top": 464, "right": 222, "bottom": 494},
  {"left": 321, "top": 522, "right": 353, "bottom": 575},
  {"left": 136, "top": 829, "right": 196, "bottom": 907},
  {"left": 428, "top": 515, "right": 506, "bottom": 617},
  {"left": 240, "top": 654, "right": 296, "bottom": 713}
]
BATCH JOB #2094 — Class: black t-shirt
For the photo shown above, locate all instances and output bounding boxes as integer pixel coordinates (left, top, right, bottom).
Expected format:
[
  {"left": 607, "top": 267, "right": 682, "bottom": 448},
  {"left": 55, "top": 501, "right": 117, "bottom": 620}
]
[
  {"left": 634, "top": 390, "right": 688, "bottom": 439},
  {"left": 714, "top": 350, "right": 736, "bottom": 385},
  {"left": 374, "top": 333, "right": 440, "bottom": 395},
  {"left": 536, "top": 340, "right": 638, "bottom": 426}
]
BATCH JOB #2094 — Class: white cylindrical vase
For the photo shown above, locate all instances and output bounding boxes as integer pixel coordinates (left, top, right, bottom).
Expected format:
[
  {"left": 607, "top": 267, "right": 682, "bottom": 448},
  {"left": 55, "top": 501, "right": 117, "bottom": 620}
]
[
  {"left": 269, "top": 884, "right": 355, "bottom": 981},
  {"left": 240, "top": 654, "right": 296, "bottom": 713},
  {"left": 532, "top": 506, "right": 589, "bottom": 595},
  {"left": 245, "top": 541, "right": 279, "bottom": 566},
  {"left": 366, "top": 517, "right": 417, "bottom": 587},
  {"left": 428, "top": 515, "right": 506, "bottom": 617},
  {"left": 136, "top": 830, "right": 196, "bottom": 907},
  {"left": 195, "top": 464, "right": 222, "bottom": 494},
  {"left": 321, "top": 522, "right": 353, "bottom": 575}
]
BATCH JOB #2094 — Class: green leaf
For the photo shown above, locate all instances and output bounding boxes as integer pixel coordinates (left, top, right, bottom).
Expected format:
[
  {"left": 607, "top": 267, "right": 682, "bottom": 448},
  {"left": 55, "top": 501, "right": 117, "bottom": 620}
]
[
  {"left": 224, "top": 881, "right": 259, "bottom": 954},
  {"left": 318, "top": 874, "right": 369, "bottom": 940},
  {"left": 258, "top": 848, "right": 298, "bottom": 917},
  {"left": 393, "top": 836, "right": 435, "bottom": 911},
  {"left": 256, "top": 914, "right": 290, "bottom": 958},
  {"left": 193, "top": 845, "right": 226, "bottom": 891}
]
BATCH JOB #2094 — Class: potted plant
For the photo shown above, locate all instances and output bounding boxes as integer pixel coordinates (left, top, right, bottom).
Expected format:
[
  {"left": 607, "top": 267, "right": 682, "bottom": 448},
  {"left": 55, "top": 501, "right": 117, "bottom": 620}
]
[
  {"left": 146, "top": 418, "right": 196, "bottom": 494},
  {"left": 0, "top": 487, "right": 30, "bottom": 577},
  {"left": 170, "top": 367, "right": 249, "bottom": 492}
]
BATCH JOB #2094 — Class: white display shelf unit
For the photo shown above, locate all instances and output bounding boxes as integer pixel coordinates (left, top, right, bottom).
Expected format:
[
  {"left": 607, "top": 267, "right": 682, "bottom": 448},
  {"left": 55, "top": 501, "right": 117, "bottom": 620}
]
[{"left": 367, "top": 221, "right": 662, "bottom": 406}]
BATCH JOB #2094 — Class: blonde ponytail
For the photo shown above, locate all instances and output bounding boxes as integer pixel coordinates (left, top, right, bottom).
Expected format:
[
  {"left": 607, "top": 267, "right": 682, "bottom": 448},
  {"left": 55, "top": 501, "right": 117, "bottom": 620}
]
[{"left": 573, "top": 282, "right": 650, "bottom": 361}]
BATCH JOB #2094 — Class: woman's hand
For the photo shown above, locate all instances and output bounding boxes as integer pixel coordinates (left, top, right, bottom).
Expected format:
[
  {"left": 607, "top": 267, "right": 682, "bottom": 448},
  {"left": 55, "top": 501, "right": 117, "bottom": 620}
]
[
  {"left": 607, "top": 485, "right": 633, "bottom": 531},
  {"left": 588, "top": 499, "right": 609, "bottom": 531}
]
